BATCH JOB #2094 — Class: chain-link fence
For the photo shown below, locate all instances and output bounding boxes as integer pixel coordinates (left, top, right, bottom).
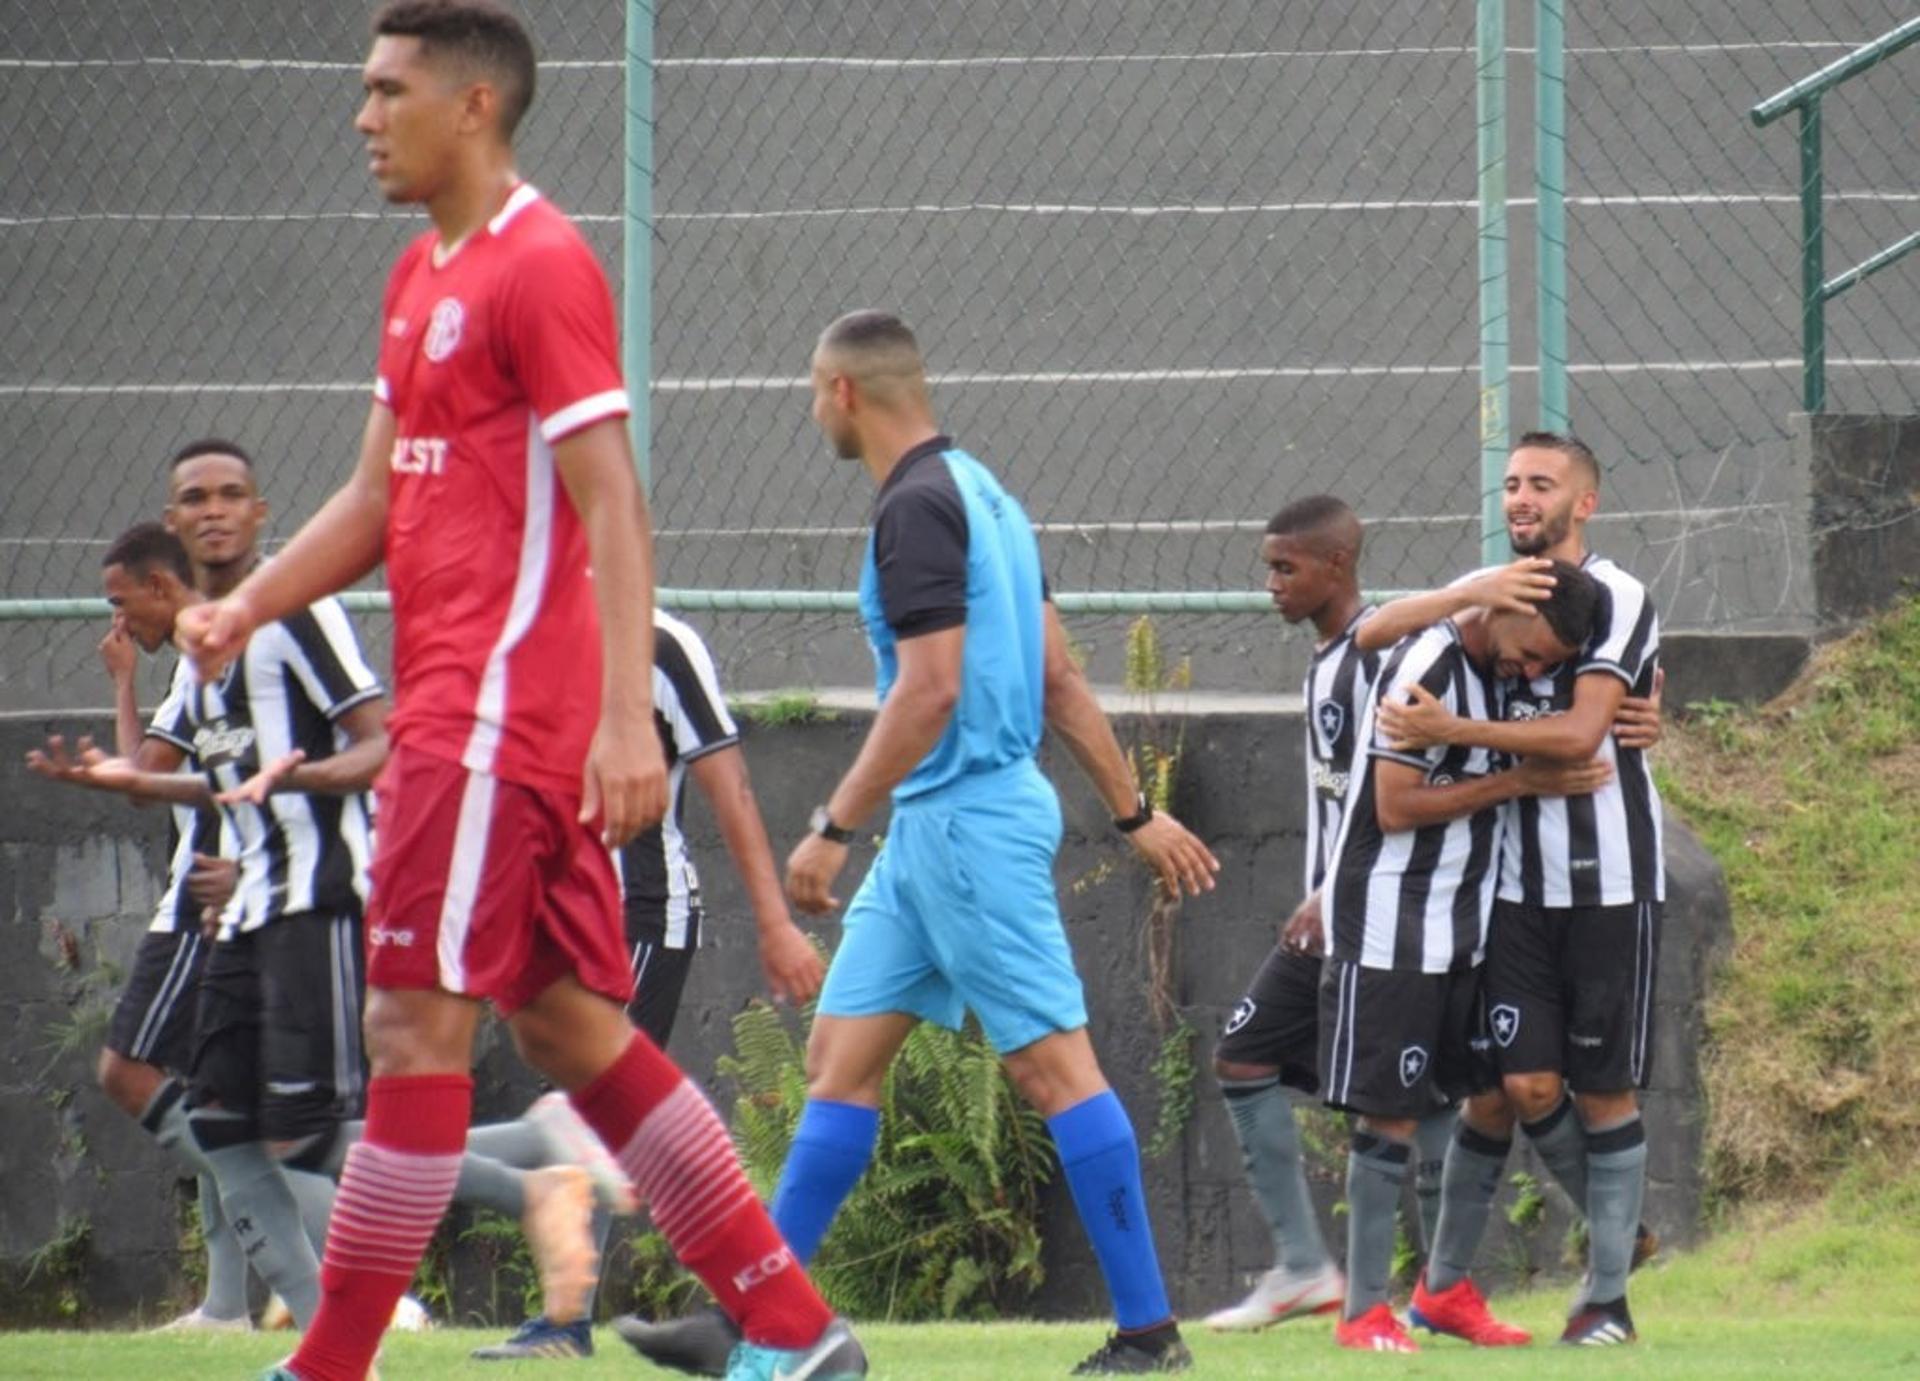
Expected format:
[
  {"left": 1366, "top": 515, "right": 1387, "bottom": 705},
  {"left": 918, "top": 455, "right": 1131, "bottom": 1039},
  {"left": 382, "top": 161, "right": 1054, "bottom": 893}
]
[{"left": 3, "top": 0, "right": 1917, "bottom": 713}]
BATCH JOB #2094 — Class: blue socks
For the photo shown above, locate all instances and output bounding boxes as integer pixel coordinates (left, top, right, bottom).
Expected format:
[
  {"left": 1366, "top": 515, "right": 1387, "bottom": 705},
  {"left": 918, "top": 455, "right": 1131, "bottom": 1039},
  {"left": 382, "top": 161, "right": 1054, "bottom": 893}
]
[
  {"left": 1049, "top": 1091, "right": 1172, "bottom": 1331},
  {"left": 770, "top": 1099, "right": 880, "bottom": 1263}
]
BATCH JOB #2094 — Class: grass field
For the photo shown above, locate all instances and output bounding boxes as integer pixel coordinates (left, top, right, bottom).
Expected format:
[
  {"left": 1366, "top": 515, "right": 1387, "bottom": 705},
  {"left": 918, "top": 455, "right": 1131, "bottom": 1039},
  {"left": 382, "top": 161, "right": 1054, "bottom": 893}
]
[{"left": 8, "top": 1182, "right": 1920, "bottom": 1379}]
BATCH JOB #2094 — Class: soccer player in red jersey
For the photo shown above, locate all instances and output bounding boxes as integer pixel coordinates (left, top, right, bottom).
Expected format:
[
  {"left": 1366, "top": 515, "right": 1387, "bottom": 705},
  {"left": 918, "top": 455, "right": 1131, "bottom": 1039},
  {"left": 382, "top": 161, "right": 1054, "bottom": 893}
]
[{"left": 176, "top": 5, "right": 862, "bottom": 1379}]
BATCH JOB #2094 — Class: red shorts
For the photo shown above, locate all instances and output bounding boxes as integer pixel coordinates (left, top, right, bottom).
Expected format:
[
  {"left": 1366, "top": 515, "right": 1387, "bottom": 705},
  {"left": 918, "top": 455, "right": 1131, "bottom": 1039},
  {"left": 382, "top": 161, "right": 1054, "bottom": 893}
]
[{"left": 365, "top": 745, "right": 632, "bottom": 1014}]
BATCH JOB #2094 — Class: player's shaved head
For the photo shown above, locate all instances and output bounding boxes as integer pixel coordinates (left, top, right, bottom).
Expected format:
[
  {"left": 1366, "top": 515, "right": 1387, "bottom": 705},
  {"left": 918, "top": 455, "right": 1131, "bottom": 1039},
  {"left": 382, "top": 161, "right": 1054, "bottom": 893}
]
[
  {"left": 374, "top": 0, "right": 537, "bottom": 136},
  {"left": 1516, "top": 429, "right": 1600, "bottom": 490},
  {"left": 815, "top": 310, "right": 929, "bottom": 408},
  {"left": 1266, "top": 494, "right": 1363, "bottom": 563}
]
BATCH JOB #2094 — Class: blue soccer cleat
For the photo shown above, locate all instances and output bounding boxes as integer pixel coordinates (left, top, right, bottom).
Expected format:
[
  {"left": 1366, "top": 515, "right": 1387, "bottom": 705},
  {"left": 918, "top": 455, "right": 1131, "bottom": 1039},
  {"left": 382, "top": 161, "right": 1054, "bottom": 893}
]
[
  {"left": 471, "top": 1314, "right": 595, "bottom": 1359},
  {"left": 723, "top": 1318, "right": 867, "bottom": 1380}
]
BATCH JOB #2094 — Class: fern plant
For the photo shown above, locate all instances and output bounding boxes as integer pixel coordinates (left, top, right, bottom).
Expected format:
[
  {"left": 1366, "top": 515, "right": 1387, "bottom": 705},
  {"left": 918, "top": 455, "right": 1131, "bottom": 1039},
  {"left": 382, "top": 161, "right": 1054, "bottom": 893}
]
[{"left": 683, "top": 1001, "right": 1055, "bottom": 1321}]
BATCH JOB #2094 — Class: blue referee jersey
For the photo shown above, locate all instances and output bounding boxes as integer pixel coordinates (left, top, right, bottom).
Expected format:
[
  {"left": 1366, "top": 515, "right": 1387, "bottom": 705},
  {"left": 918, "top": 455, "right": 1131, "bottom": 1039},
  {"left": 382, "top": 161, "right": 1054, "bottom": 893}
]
[{"left": 858, "top": 435, "right": 1046, "bottom": 800}]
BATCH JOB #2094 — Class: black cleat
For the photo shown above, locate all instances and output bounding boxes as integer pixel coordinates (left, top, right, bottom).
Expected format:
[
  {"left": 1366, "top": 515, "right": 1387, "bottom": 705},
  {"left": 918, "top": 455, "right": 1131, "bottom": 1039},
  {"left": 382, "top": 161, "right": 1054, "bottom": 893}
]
[
  {"left": 1071, "top": 1322, "right": 1193, "bottom": 1374},
  {"left": 1561, "top": 1296, "right": 1637, "bottom": 1346},
  {"left": 611, "top": 1304, "right": 741, "bottom": 1377}
]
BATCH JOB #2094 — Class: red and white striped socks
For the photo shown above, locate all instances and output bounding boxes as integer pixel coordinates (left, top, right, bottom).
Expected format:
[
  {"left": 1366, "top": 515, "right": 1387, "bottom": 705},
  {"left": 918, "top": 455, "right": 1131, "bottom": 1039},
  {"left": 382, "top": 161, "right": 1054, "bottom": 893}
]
[
  {"left": 288, "top": 1074, "right": 471, "bottom": 1381},
  {"left": 570, "top": 1034, "right": 832, "bottom": 1349}
]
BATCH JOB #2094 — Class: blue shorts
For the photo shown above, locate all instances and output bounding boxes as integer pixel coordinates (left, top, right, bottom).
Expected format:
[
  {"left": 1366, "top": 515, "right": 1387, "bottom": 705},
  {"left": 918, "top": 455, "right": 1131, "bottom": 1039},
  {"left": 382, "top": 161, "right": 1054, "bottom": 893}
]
[{"left": 818, "top": 757, "right": 1088, "bottom": 1054}]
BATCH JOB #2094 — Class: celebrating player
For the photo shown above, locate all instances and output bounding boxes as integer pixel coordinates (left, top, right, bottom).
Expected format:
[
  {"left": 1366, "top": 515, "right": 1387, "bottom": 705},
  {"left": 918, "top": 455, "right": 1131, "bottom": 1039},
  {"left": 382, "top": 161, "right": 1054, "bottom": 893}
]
[
  {"left": 174, "top": 6, "right": 860, "bottom": 1379},
  {"left": 1316, "top": 559, "right": 1608, "bottom": 1353},
  {"left": 1368, "top": 433, "right": 1665, "bottom": 1346}
]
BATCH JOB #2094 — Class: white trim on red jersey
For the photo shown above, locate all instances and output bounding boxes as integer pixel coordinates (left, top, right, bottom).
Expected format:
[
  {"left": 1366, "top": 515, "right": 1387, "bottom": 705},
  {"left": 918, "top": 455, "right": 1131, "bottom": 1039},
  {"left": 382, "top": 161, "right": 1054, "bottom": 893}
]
[
  {"left": 489, "top": 182, "right": 542, "bottom": 235},
  {"left": 462, "top": 414, "right": 557, "bottom": 774},
  {"left": 542, "top": 387, "right": 630, "bottom": 443}
]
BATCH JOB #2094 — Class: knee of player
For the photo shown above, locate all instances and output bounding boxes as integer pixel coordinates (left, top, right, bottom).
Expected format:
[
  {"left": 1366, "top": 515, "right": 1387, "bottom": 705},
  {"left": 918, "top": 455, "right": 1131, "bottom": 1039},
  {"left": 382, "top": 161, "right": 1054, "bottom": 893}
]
[
  {"left": 96, "top": 1049, "right": 151, "bottom": 1113},
  {"left": 1501, "top": 1071, "right": 1565, "bottom": 1121},
  {"left": 1213, "top": 1054, "right": 1279, "bottom": 1084},
  {"left": 1572, "top": 1088, "right": 1639, "bottom": 1129}
]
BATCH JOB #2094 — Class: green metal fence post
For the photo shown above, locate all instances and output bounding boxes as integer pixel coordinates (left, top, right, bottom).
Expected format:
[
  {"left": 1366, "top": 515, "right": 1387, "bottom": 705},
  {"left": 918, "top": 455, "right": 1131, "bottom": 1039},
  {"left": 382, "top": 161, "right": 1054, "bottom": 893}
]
[
  {"left": 624, "top": 0, "right": 654, "bottom": 492},
  {"left": 1477, "top": 0, "right": 1510, "bottom": 565},
  {"left": 1535, "top": 0, "right": 1569, "bottom": 432},
  {"left": 1798, "top": 99, "right": 1825, "bottom": 415}
]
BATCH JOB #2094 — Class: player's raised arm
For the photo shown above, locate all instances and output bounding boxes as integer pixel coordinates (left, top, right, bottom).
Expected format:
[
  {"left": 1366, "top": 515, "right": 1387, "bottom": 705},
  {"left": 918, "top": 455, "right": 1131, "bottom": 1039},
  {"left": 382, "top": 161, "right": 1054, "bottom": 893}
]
[
  {"left": 551, "top": 416, "right": 666, "bottom": 846},
  {"left": 1039, "top": 602, "right": 1219, "bottom": 896},
  {"left": 1378, "top": 672, "right": 1629, "bottom": 760},
  {"left": 1352, "top": 558, "right": 1557, "bottom": 653},
  {"left": 176, "top": 402, "right": 394, "bottom": 673}
]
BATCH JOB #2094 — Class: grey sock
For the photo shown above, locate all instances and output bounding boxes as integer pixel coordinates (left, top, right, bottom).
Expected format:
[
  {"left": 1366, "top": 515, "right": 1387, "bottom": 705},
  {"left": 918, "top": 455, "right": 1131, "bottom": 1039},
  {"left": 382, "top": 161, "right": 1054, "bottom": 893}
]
[
  {"left": 1520, "top": 1096, "right": 1589, "bottom": 1207},
  {"left": 192, "top": 1118, "right": 323, "bottom": 1328},
  {"left": 285, "top": 1169, "right": 338, "bottom": 1255},
  {"left": 135, "top": 1085, "right": 248, "bottom": 1322},
  {"left": 467, "top": 1118, "right": 550, "bottom": 1170},
  {"left": 455, "top": 1151, "right": 530, "bottom": 1218},
  {"left": 1221, "top": 1077, "right": 1331, "bottom": 1275},
  {"left": 196, "top": 1172, "right": 251, "bottom": 1322},
  {"left": 1584, "top": 1115, "right": 1647, "bottom": 1304},
  {"left": 1411, "top": 1108, "right": 1457, "bottom": 1255},
  {"left": 1424, "top": 1122, "right": 1510, "bottom": 1293},
  {"left": 1343, "top": 1131, "right": 1412, "bottom": 1319}
]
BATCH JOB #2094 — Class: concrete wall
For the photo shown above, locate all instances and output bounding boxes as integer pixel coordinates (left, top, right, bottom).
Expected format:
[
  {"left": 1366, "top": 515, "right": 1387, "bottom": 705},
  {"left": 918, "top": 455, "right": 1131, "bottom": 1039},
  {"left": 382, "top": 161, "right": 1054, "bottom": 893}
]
[{"left": 0, "top": 702, "right": 1729, "bottom": 1324}]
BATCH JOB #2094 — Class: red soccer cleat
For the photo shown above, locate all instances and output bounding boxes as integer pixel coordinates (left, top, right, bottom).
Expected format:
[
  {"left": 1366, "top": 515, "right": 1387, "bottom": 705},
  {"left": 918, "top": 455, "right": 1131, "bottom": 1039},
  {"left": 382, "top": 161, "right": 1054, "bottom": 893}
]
[
  {"left": 1334, "top": 1303, "right": 1420, "bottom": 1353},
  {"left": 1407, "top": 1271, "right": 1532, "bottom": 1346}
]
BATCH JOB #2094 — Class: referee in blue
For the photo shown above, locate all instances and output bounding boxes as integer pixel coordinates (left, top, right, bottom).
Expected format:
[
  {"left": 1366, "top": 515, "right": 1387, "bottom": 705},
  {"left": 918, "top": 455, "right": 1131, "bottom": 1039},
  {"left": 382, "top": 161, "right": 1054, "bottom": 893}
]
[{"left": 778, "top": 311, "right": 1220, "bottom": 1375}]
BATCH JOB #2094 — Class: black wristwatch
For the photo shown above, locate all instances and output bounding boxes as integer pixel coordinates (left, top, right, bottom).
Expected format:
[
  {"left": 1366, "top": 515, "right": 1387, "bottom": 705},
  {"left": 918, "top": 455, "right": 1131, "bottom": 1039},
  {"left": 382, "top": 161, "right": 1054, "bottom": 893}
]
[
  {"left": 1113, "top": 793, "right": 1155, "bottom": 834},
  {"left": 809, "top": 805, "right": 857, "bottom": 845}
]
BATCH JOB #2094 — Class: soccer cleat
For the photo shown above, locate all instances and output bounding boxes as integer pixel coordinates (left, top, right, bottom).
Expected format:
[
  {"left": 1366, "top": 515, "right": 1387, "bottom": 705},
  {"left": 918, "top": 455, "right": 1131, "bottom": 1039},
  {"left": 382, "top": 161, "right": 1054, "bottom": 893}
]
[
  {"left": 257, "top": 1365, "right": 380, "bottom": 1381},
  {"left": 150, "top": 1305, "right": 252, "bottom": 1333},
  {"left": 522, "top": 1163, "right": 599, "bottom": 1325},
  {"left": 612, "top": 1304, "right": 741, "bottom": 1377},
  {"left": 472, "top": 1315, "right": 595, "bottom": 1360},
  {"left": 1334, "top": 1303, "right": 1420, "bottom": 1353},
  {"left": 723, "top": 1318, "right": 867, "bottom": 1380},
  {"left": 1202, "top": 1262, "right": 1344, "bottom": 1331},
  {"left": 1561, "top": 1297, "right": 1636, "bottom": 1346},
  {"left": 391, "top": 1293, "right": 433, "bottom": 1332},
  {"left": 1408, "top": 1271, "right": 1532, "bottom": 1346},
  {"left": 1569, "top": 1221, "right": 1661, "bottom": 1315},
  {"left": 528, "top": 1090, "right": 641, "bottom": 1214},
  {"left": 1070, "top": 1322, "right": 1193, "bottom": 1374}
]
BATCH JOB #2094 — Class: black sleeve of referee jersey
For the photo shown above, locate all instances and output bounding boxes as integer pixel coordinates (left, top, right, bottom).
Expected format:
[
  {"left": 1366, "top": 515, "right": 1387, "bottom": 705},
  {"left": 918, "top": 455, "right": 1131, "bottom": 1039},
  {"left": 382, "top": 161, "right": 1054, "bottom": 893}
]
[{"left": 873, "top": 467, "right": 969, "bottom": 639}]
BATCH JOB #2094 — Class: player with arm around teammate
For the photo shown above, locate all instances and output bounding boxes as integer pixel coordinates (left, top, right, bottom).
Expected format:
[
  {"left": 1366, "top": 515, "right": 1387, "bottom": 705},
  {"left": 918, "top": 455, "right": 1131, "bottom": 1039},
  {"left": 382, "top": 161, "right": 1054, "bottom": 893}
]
[
  {"left": 1373, "top": 433, "right": 1666, "bottom": 1347},
  {"left": 1317, "top": 560, "right": 1609, "bottom": 1353}
]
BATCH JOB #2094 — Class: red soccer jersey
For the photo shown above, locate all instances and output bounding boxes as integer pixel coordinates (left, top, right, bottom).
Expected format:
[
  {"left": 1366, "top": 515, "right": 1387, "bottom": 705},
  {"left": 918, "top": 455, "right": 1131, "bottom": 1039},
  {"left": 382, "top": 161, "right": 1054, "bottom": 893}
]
[{"left": 374, "top": 183, "right": 629, "bottom": 796}]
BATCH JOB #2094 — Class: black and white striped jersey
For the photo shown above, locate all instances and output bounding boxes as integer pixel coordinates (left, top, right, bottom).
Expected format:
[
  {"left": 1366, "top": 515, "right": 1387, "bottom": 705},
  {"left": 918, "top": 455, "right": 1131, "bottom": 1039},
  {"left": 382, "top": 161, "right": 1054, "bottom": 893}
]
[
  {"left": 1303, "top": 607, "right": 1381, "bottom": 893},
  {"left": 620, "top": 611, "right": 741, "bottom": 950},
  {"left": 1498, "top": 553, "right": 1663, "bottom": 906},
  {"left": 1323, "top": 620, "right": 1506, "bottom": 973},
  {"left": 144, "top": 658, "right": 229, "bottom": 935},
  {"left": 178, "top": 597, "right": 382, "bottom": 932}
]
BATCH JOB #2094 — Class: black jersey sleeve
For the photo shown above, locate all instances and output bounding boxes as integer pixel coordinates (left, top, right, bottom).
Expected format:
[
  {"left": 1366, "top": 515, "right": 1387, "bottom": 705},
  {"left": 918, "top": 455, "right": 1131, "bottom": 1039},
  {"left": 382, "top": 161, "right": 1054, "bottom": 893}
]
[{"left": 872, "top": 468, "right": 969, "bottom": 639}]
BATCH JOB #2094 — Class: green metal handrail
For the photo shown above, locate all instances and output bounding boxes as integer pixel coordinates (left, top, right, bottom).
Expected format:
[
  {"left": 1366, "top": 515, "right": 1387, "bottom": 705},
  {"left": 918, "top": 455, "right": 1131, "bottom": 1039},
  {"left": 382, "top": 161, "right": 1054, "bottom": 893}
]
[{"left": 1751, "top": 15, "right": 1920, "bottom": 414}]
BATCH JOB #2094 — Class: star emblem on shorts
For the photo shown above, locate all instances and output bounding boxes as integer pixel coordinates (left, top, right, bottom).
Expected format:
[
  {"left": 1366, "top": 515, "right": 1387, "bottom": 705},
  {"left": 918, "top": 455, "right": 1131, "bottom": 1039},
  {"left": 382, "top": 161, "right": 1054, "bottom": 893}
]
[
  {"left": 1398, "top": 1045, "right": 1429, "bottom": 1087},
  {"left": 1491, "top": 1003, "right": 1521, "bottom": 1048}
]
